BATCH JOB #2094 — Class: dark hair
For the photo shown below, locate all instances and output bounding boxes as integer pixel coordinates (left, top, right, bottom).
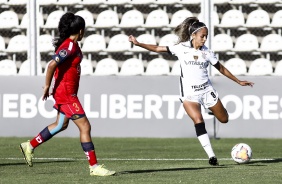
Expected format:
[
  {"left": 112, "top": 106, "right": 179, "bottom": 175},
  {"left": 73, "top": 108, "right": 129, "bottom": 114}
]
[
  {"left": 174, "top": 17, "right": 206, "bottom": 44},
  {"left": 53, "top": 12, "right": 85, "bottom": 51}
]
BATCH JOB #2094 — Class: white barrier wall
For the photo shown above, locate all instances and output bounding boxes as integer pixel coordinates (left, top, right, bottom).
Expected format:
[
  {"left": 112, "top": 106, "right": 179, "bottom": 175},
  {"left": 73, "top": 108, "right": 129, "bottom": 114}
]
[{"left": 0, "top": 76, "right": 281, "bottom": 138}]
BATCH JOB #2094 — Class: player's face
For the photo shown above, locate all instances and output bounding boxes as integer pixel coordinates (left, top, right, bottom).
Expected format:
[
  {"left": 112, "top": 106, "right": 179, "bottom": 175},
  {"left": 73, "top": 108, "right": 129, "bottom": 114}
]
[{"left": 192, "top": 27, "right": 208, "bottom": 49}]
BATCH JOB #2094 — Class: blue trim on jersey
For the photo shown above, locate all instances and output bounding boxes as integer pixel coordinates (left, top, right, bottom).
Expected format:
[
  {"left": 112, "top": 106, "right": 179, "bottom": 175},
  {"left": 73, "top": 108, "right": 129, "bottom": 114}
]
[{"left": 50, "top": 113, "right": 65, "bottom": 135}]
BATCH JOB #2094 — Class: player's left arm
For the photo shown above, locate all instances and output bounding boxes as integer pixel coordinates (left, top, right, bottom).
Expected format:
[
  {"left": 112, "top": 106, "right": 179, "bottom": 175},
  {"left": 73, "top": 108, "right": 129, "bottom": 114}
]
[{"left": 213, "top": 62, "right": 254, "bottom": 87}]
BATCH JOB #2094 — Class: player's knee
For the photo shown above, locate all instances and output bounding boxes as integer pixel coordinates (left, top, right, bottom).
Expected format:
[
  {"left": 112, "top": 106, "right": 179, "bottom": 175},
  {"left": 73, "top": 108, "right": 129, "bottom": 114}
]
[{"left": 220, "top": 117, "right": 229, "bottom": 124}]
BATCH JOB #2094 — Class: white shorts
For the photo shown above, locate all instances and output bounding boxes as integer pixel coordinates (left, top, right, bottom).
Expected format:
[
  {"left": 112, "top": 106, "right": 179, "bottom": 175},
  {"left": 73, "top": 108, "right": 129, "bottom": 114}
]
[{"left": 181, "top": 89, "right": 219, "bottom": 109}]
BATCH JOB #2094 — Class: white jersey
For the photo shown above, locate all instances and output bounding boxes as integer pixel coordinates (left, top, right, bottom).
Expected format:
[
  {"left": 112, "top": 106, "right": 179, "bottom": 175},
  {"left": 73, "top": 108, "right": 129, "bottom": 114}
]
[{"left": 167, "top": 41, "right": 218, "bottom": 98}]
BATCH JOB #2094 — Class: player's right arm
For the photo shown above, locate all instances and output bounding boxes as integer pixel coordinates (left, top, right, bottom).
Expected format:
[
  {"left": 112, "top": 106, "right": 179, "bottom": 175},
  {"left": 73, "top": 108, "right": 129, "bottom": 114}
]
[
  {"left": 42, "top": 60, "right": 57, "bottom": 101},
  {"left": 128, "top": 35, "right": 167, "bottom": 53}
]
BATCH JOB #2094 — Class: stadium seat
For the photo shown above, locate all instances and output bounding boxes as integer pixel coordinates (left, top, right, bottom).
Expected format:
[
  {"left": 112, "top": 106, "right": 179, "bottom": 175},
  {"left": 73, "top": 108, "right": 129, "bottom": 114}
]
[
  {"left": 75, "top": 10, "right": 94, "bottom": 28},
  {"left": 81, "top": 0, "right": 105, "bottom": 5},
  {"left": 104, "top": 0, "right": 130, "bottom": 5},
  {"left": 179, "top": 0, "right": 201, "bottom": 4},
  {"left": 56, "top": 0, "right": 81, "bottom": 5},
  {"left": 38, "top": 34, "right": 54, "bottom": 53},
  {"left": 106, "top": 34, "right": 131, "bottom": 52},
  {"left": 129, "top": 0, "right": 155, "bottom": 5},
  {"left": 0, "top": 10, "right": 19, "bottom": 29},
  {"left": 0, "top": 36, "right": 5, "bottom": 52},
  {"left": 212, "top": 34, "right": 233, "bottom": 52},
  {"left": 260, "top": 34, "right": 282, "bottom": 52},
  {"left": 80, "top": 59, "right": 93, "bottom": 75},
  {"left": 19, "top": 12, "right": 44, "bottom": 29},
  {"left": 255, "top": 0, "right": 280, "bottom": 3},
  {"left": 119, "top": 58, "right": 144, "bottom": 75},
  {"left": 198, "top": 11, "right": 219, "bottom": 26},
  {"left": 248, "top": 58, "right": 273, "bottom": 75},
  {"left": 119, "top": 10, "right": 144, "bottom": 28},
  {"left": 169, "top": 9, "right": 193, "bottom": 28},
  {"left": 144, "top": 10, "right": 169, "bottom": 28},
  {"left": 155, "top": 0, "right": 180, "bottom": 5},
  {"left": 273, "top": 60, "right": 282, "bottom": 76},
  {"left": 170, "top": 60, "right": 180, "bottom": 76},
  {"left": 245, "top": 9, "right": 270, "bottom": 28},
  {"left": 159, "top": 34, "right": 178, "bottom": 46},
  {"left": 93, "top": 58, "right": 119, "bottom": 75},
  {"left": 6, "top": 35, "right": 28, "bottom": 53},
  {"left": 81, "top": 34, "right": 106, "bottom": 52},
  {"left": 213, "top": 0, "right": 229, "bottom": 4},
  {"left": 18, "top": 60, "right": 43, "bottom": 76},
  {"left": 233, "top": 34, "right": 258, "bottom": 52},
  {"left": 219, "top": 9, "right": 245, "bottom": 28},
  {"left": 94, "top": 10, "right": 119, "bottom": 28},
  {"left": 254, "top": 0, "right": 281, "bottom": 4},
  {"left": 43, "top": 10, "right": 65, "bottom": 29},
  {"left": 270, "top": 10, "right": 282, "bottom": 28},
  {"left": 0, "top": 0, "right": 7, "bottom": 4},
  {"left": 0, "top": 59, "right": 17, "bottom": 75},
  {"left": 131, "top": 34, "right": 157, "bottom": 52},
  {"left": 229, "top": 0, "right": 254, "bottom": 4},
  {"left": 38, "top": 0, "right": 57, "bottom": 5},
  {"left": 224, "top": 58, "right": 247, "bottom": 75},
  {"left": 6, "top": 0, "right": 27, "bottom": 5},
  {"left": 145, "top": 58, "right": 170, "bottom": 75}
]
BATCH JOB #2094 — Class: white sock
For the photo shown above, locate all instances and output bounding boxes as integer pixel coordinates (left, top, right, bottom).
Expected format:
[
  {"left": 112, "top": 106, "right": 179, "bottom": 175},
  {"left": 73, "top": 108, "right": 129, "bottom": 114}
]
[
  {"left": 91, "top": 164, "right": 99, "bottom": 168},
  {"left": 197, "top": 134, "right": 215, "bottom": 158}
]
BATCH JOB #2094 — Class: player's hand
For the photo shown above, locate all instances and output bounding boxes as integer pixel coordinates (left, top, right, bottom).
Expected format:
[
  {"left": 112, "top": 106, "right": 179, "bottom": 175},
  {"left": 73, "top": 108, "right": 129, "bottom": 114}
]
[
  {"left": 42, "top": 86, "right": 51, "bottom": 101},
  {"left": 238, "top": 80, "right": 254, "bottom": 87},
  {"left": 128, "top": 35, "right": 139, "bottom": 45}
]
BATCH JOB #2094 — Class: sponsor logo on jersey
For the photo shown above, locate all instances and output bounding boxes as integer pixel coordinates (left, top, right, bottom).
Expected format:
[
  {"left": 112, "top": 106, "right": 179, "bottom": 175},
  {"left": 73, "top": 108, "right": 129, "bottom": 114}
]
[
  {"left": 193, "top": 55, "right": 198, "bottom": 61},
  {"left": 59, "top": 49, "right": 67, "bottom": 57}
]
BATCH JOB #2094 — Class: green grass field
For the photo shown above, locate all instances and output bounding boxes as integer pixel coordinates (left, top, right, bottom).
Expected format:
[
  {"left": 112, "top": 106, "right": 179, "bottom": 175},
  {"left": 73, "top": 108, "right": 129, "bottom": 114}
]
[{"left": 0, "top": 137, "right": 281, "bottom": 184}]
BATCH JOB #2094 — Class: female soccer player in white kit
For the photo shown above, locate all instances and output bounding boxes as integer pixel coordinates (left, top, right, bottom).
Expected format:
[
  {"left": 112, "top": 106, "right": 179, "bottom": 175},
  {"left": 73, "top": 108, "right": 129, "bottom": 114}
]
[{"left": 128, "top": 17, "right": 254, "bottom": 166}]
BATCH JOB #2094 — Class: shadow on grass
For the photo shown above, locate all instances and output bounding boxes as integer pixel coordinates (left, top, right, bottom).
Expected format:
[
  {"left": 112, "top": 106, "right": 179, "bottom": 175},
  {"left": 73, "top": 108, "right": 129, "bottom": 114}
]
[
  {"left": 248, "top": 158, "right": 282, "bottom": 164},
  {"left": 118, "top": 166, "right": 227, "bottom": 175},
  {"left": 0, "top": 160, "right": 75, "bottom": 167}
]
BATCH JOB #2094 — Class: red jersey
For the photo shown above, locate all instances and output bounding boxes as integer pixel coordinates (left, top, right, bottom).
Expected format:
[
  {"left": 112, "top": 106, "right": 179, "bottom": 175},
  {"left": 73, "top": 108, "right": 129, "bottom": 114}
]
[{"left": 51, "top": 38, "right": 82, "bottom": 104}]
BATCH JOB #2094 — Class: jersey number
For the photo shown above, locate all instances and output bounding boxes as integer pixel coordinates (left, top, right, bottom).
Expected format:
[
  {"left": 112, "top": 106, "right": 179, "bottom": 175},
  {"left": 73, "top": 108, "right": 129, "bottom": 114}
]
[
  {"left": 73, "top": 103, "right": 80, "bottom": 112},
  {"left": 211, "top": 92, "right": 216, "bottom": 98}
]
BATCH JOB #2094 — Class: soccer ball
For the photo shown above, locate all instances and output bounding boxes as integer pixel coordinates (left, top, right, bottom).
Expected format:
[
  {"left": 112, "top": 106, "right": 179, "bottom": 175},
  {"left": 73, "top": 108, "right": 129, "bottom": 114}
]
[{"left": 231, "top": 143, "right": 252, "bottom": 164}]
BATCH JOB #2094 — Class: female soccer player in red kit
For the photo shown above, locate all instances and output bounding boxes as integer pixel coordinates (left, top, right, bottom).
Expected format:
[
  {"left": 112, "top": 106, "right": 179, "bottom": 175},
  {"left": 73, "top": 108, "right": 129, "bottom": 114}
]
[{"left": 19, "top": 12, "right": 115, "bottom": 176}]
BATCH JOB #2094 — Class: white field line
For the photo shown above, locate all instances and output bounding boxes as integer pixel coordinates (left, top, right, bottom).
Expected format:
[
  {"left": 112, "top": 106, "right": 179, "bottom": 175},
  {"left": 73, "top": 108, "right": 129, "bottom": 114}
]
[{"left": 0, "top": 158, "right": 275, "bottom": 161}]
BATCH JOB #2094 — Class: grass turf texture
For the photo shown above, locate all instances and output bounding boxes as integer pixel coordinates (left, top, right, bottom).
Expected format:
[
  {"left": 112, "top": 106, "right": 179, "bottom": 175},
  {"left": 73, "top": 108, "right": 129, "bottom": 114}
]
[{"left": 0, "top": 137, "right": 281, "bottom": 184}]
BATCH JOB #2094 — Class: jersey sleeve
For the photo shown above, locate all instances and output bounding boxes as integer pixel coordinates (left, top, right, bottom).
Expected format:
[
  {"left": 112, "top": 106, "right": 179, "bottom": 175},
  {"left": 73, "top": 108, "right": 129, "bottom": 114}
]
[
  {"left": 167, "top": 44, "right": 179, "bottom": 56},
  {"left": 207, "top": 50, "right": 218, "bottom": 65},
  {"left": 52, "top": 48, "right": 72, "bottom": 64}
]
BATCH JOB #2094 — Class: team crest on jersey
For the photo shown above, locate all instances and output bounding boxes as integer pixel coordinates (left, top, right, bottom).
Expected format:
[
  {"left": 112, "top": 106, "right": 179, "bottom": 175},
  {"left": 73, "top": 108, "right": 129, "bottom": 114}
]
[
  {"left": 201, "top": 51, "right": 207, "bottom": 60},
  {"left": 59, "top": 49, "right": 67, "bottom": 57},
  {"left": 193, "top": 55, "right": 198, "bottom": 61}
]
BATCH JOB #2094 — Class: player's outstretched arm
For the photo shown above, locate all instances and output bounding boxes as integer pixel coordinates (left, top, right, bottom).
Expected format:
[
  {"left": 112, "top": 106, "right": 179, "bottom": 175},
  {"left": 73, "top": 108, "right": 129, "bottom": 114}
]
[
  {"left": 214, "top": 62, "right": 254, "bottom": 87},
  {"left": 128, "top": 35, "right": 167, "bottom": 53}
]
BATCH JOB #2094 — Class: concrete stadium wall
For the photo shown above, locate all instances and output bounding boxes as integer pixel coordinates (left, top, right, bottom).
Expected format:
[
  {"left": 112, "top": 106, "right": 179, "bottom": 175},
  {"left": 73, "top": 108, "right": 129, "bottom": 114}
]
[{"left": 0, "top": 76, "right": 281, "bottom": 138}]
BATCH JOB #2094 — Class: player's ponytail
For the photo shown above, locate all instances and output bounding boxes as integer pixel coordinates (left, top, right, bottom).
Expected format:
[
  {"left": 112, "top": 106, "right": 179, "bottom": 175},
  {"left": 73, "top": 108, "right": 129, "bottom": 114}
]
[
  {"left": 53, "top": 12, "right": 85, "bottom": 52},
  {"left": 174, "top": 17, "right": 206, "bottom": 43}
]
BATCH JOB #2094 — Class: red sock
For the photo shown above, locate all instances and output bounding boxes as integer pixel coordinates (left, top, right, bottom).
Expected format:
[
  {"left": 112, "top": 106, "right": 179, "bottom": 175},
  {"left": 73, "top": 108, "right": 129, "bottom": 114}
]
[
  {"left": 85, "top": 150, "right": 98, "bottom": 166},
  {"left": 30, "top": 134, "right": 44, "bottom": 149}
]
